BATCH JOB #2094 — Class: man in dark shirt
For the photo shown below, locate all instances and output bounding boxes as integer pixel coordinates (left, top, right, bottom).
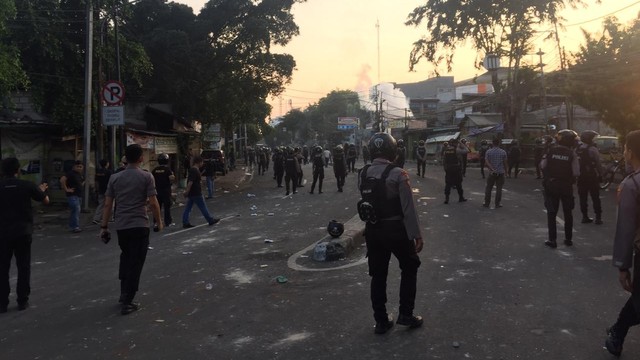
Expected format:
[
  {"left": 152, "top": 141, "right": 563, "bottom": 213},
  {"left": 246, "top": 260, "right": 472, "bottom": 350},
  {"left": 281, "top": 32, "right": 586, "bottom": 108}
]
[
  {"left": 182, "top": 155, "right": 219, "bottom": 228},
  {"left": 0, "top": 157, "right": 49, "bottom": 313},
  {"left": 60, "top": 160, "right": 85, "bottom": 233},
  {"left": 93, "top": 159, "right": 112, "bottom": 225},
  {"left": 151, "top": 154, "right": 175, "bottom": 229}
]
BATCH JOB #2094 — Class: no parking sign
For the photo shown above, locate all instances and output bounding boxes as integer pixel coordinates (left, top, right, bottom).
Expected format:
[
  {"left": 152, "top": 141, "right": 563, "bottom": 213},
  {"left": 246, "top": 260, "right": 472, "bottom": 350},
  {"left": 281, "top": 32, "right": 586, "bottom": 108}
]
[{"left": 102, "top": 80, "right": 125, "bottom": 105}]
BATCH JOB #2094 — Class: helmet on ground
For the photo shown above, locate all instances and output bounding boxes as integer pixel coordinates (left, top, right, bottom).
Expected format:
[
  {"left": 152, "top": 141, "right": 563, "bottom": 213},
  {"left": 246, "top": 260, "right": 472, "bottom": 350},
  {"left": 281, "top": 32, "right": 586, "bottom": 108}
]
[
  {"left": 580, "top": 130, "right": 600, "bottom": 145},
  {"left": 368, "top": 133, "right": 397, "bottom": 161},
  {"left": 557, "top": 129, "right": 579, "bottom": 147},
  {"left": 327, "top": 220, "right": 344, "bottom": 238},
  {"left": 418, "top": 140, "right": 425, "bottom": 146},
  {"left": 158, "top": 153, "right": 169, "bottom": 165}
]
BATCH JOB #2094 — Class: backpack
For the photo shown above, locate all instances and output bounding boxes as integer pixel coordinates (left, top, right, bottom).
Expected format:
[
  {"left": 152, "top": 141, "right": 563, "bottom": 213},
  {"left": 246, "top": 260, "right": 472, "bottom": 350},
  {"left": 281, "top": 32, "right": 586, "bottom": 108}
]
[{"left": 357, "top": 164, "right": 397, "bottom": 224}]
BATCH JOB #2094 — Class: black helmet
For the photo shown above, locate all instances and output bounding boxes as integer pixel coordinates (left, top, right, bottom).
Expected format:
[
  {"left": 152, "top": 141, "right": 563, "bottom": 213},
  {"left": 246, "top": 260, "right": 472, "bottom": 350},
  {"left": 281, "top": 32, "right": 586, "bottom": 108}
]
[
  {"left": 327, "top": 220, "right": 344, "bottom": 238},
  {"left": 580, "top": 130, "right": 599, "bottom": 145},
  {"left": 397, "top": 139, "right": 404, "bottom": 147},
  {"left": 418, "top": 140, "right": 425, "bottom": 146},
  {"left": 157, "top": 153, "right": 169, "bottom": 165},
  {"left": 334, "top": 144, "right": 344, "bottom": 153},
  {"left": 314, "top": 145, "right": 323, "bottom": 153},
  {"left": 481, "top": 139, "right": 488, "bottom": 145},
  {"left": 557, "top": 129, "right": 579, "bottom": 147},
  {"left": 368, "top": 133, "right": 397, "bottom": 161}
]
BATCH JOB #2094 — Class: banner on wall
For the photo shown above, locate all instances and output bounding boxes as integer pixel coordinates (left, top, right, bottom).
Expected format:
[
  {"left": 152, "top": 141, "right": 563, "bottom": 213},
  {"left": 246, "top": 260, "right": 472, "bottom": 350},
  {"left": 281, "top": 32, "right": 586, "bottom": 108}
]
[
  {"left": 126, "top": 132, "right": 154, "bottom": 149},
  {"left": 0, "top": 129, "right": 45, "bottom": 182},
  {"left": 155, "top": 137, "right": 177, "bottom": 153}
]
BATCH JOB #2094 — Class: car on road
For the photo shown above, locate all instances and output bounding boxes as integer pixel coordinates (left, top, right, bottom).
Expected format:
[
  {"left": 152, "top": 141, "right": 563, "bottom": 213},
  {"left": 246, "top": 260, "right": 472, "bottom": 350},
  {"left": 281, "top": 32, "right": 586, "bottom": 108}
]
[
  {"left": 201, "top": 149, "right": 227, "bottom": 176},
  {"left": 594, "top": 135, "right": 620, "bottom": 154}
]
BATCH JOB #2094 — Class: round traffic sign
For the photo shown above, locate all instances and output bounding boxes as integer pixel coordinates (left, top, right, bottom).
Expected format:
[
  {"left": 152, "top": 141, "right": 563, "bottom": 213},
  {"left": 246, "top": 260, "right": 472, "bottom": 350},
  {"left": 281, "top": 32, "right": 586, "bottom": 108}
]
[{"left": 102, "top": 81, "right": 125, "bottom": 105}]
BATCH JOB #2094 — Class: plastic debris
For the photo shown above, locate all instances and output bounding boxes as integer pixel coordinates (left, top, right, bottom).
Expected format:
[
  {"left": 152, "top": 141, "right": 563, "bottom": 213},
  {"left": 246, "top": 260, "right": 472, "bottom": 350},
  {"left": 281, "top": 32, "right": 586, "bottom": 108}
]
[
  {"left": 250, "top": 205, "right": 258, "bottom": 211},
  {"left": 452, "top": 341, "right": 460, "bottom": 348},
  {"left": 276, "top": 275, "right": 288, "bottom": 284},
  {"left": 148, "top": 246, "right": 154, "bottom": 250},
  {"left": 267, "top": 213, "right": 274, "bottom": 216},
  {"left": 182, "top": 251, "right": 193, "bottom": 255},
  {"left": 205, "top": 283, "right": 213, "bottom": 290},
  {"left": 264, "top": 239, "right": 274, "bottom": 243},
  {"left": 251, "top": 213, "right": 258, "bottom": 216},
  {"left": 443, "top": 214, "right": 449, "bottom": 218},
  {"left": 155, "top": 319, "right": 165, "bottom": 323},
  {"left": 260, "top": 264, "right": 268, "bottom": 268},
  {"left": 247, "top": 193, "right": 256, "bottom": 197}
]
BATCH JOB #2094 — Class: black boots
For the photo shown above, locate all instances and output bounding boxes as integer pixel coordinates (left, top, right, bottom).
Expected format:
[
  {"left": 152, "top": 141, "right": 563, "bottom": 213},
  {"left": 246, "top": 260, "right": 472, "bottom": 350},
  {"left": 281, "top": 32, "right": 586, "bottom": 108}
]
[
  {"left": 374, "top": 315, "right": 394, "bottom": 335},
  {"left": 605, "top": 326, "right": 624, "bottom": 357},
  {"left": 396, "top": 314, "right": 423, "bottom": 328},
  {"left": 444, "top": 196, "right": 449, "bottom": 204}
]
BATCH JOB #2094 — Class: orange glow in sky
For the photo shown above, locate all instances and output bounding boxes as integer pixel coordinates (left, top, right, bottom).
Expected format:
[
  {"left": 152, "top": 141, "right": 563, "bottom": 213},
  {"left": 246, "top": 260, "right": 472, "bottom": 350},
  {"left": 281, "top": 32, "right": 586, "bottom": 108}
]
[{"left": 176, "top": 0, "right": 640, "bottom": 119}]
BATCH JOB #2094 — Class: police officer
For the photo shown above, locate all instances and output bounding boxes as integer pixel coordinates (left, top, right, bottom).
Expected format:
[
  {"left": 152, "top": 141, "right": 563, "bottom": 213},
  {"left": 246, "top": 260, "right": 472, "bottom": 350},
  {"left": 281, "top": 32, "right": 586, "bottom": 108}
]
[
  {"left": 309, "top": 146, "right": 325, "bottom": 194},
  {"left": 416, "top": 140, "right": 427, "bottom": 177},
  {"left": 358, "top": 132, "right": 423, "bottom": 334},
  {"left": 395, "top": 139, "right": 406, "bottom": 168},
  {"left": 507, "top": 139, "right": 521, "bottom": 178},
  {"left": 284, "top": 147, "right": 298, "bottom": 196},
  {"left": 302, "top": 145, "right": 309, "bottom": 165},
  {"left": 333, "top": 145, "right": 347, "bottom": 192},
  {"left": 362, "top": 145, "right": 370, "bottom": 165},
  {"left": 541, "top": 129, "right": 580, "bottom": 248},
  {"left": 605, "top": 130, "right": 640, "bottom": 357},
  {"left": 257, "top": 147, "right": 267, "bottom": 176},
  {"left": 272, "top": 147, "right": 285, "bottom": 187},
  {"left": 442, "top": 138, "right": 467, "bottom": 204},
  {"left": 347, "top": 144, "right": 358, "bottom": 172},
  {"left": 151, "top": 153, "right": 175, "bottom": 229},
  {"left": 576, "top": 130, "right": 603, "bottom": 224}
]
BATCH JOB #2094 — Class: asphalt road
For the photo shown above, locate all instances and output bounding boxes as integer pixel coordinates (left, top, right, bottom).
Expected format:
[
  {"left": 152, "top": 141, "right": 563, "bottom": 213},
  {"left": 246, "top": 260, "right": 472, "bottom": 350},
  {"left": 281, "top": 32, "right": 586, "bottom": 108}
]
[{"left": 1, "top": 161, "right": 635, "bottom": 360}]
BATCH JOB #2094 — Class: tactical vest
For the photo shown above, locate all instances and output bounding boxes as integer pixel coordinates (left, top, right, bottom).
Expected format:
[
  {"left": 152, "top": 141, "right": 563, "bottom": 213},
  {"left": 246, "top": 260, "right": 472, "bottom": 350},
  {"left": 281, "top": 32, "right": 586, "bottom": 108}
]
[
  {"left": 545, "top": 146, "right": 574, "bottom": 182},
  {"left": 443, "top": 147, "right": 460, "bottom": 169},
  {"left": 417, "top": 147, "right": 426, "bottom": 157},
  {"left": 576, "top": 144, "right": 597, "bottom": 179},
  {"left": 357, "top": 164, "right": 403, "bottom": 223},
  {"left": 152, "top": 166, "right": 172, "bottom": 190}
]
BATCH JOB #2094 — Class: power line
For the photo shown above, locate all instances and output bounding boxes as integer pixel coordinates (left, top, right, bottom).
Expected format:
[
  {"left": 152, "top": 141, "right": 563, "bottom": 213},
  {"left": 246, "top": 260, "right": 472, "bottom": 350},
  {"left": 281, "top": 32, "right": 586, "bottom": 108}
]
[{"left": 566, "top": 0, "right": 640, "bottom": 27}]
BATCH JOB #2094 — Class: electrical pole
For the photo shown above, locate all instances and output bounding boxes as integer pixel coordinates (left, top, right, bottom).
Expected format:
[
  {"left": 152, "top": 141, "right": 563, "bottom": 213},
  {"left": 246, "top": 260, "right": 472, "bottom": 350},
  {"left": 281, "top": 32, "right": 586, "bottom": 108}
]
[
  {"left": 537, "top": 49, "right": 548, "bottom": 133},
  {"left": 376, "top": 19, "right": 380, "bottom": 84},
  {"left": 82, "top": 0, "right": 93, "bottom": 211}
]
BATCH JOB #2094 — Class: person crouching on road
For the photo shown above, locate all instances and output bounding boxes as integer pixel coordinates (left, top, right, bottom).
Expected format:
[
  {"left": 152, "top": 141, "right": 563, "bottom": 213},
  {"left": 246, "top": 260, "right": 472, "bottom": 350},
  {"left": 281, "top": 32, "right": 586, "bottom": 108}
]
[
  {"left": 100, "top": 144, "right": 162, "bottom": 315},
  {"left": 0, "top": 157, "right": 49, "bottom": 313},
  {"left": 358, "top": 132, "right": 424, "bottom": 335},
  {"left": 605, "top": 129, "right": 640, "bottom": 357},
  {"left": 182, "top": 155, "right": 220, "bottom": 228}
]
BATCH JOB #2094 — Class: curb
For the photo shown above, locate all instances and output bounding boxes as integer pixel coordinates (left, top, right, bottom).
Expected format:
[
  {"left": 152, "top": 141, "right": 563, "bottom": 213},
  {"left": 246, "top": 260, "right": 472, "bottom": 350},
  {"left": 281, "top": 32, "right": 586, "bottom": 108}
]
[{"left": 312, "top": 214, "right": 365, "bottom": 262}]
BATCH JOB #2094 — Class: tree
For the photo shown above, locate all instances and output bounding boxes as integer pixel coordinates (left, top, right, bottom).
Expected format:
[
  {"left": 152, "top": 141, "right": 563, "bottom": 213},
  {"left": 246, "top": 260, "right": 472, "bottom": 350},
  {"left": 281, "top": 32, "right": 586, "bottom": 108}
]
[
  {"left": 567, "top": 16, "right": 640, "bottom": 136},
  {"left": 406, "top": 0, "right": 590, "bottom": 136},
  {"left": 0, "top": 0, "right": 27, "bottom": 100}
]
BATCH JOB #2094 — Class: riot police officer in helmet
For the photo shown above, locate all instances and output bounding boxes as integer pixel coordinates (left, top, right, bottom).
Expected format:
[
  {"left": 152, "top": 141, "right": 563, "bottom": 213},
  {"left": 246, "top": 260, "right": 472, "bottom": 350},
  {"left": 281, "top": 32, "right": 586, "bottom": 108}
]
[
  {"left": 358, "top": 132, "right": 424, "bottom": 334},
  {"left": 152, "top": 153, "right": 175, "bottom": 229},
  {"left": 577, "top": 130, "right": 603, "bottom": 224},
  {"left": 309, "top": 146, "right": 325, "bottom": 194},
  {"left": 541, "top": 129, "right": 580, "bottom": 248}
]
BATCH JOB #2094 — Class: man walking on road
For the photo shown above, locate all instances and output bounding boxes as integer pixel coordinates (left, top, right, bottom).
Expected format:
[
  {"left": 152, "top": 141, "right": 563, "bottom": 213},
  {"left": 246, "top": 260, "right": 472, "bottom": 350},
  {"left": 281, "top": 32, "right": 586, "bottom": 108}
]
[
  {"left": 100, "top": 144, "right": 163, "bottom": 315},
  {"left": 483, "top": 138, "right": 508, "bottom": 209},
  {"left": 0, "top": 157, "right": 49, "bottom": 313},
  {"left": 605, "top": 130, "right": 640, "bottom": 357},
  {"left": 182, "top": 155, "right": 220, "bottom": 228},
  {"left": 358, "top": 132, "right": 424, "bottom": 335},
  {"left": 60, "top": 160, "right": 84, "bottom": 233}
]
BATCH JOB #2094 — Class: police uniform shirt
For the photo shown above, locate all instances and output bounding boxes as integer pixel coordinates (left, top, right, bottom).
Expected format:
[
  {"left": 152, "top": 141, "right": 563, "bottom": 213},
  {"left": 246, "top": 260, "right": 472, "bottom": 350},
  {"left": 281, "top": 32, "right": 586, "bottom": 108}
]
[
  {"left": 152, "top": 165, "right": 173, "bottom": 191},
  {"left": 106, "top": 166, "right": 157, "bottom": 231},
  {"left": 358, "top": 158, "right": 422, "bottom": 241},
  {"left": 577, "top": 143, "right": 602, "bottom": 179},
  {"left": 0, "top": 177, "right": 47, "bottom": 237},
  {"left": 612, "top": 170, "right": 640, "bottom": 269}
]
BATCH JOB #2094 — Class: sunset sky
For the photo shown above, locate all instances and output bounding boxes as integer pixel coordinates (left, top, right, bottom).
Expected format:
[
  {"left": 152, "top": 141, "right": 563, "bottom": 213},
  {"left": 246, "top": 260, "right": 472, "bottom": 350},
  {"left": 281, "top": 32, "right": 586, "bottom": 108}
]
[{"left": 176, "top": 0, "right": 640, "bottom": 118}]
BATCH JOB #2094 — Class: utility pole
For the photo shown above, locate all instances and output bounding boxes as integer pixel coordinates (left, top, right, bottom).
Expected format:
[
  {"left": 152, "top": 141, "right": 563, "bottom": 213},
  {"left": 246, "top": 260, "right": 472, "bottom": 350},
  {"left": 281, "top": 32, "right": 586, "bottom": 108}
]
[
  {"left": 112, "top": 6, "right": 121, "bottom": 168},
  {"left": 376, "top": 19, "right": 380, "bottom": 84},
  {"left": 537, "top": 49, "right": 548, "bottom": 133},
  {"left": 82, "top": 0, "right": 93, "bottom": 211}
]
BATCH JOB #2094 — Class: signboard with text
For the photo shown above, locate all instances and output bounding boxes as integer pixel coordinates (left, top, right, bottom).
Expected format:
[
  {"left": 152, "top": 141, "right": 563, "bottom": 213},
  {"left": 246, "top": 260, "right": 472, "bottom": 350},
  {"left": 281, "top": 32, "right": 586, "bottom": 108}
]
[{"left": 102, "top": 106, "right": 125, "bottom": 126}]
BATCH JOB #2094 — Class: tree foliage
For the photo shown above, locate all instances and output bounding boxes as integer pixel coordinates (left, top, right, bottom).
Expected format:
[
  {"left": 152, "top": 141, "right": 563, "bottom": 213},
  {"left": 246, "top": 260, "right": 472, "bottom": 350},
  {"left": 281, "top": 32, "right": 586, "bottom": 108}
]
[
  {"left": 0, "top": 0, "right": 27, "bottom": 100},
  {"left": 272, "top": 90, "right": 370, "bottom": 146},
  {"left": 568, "top": 16, "right": 640, "bottom": 136},
  {"left": 406, "top": 0, "right": 588, "bottom": 74}
]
